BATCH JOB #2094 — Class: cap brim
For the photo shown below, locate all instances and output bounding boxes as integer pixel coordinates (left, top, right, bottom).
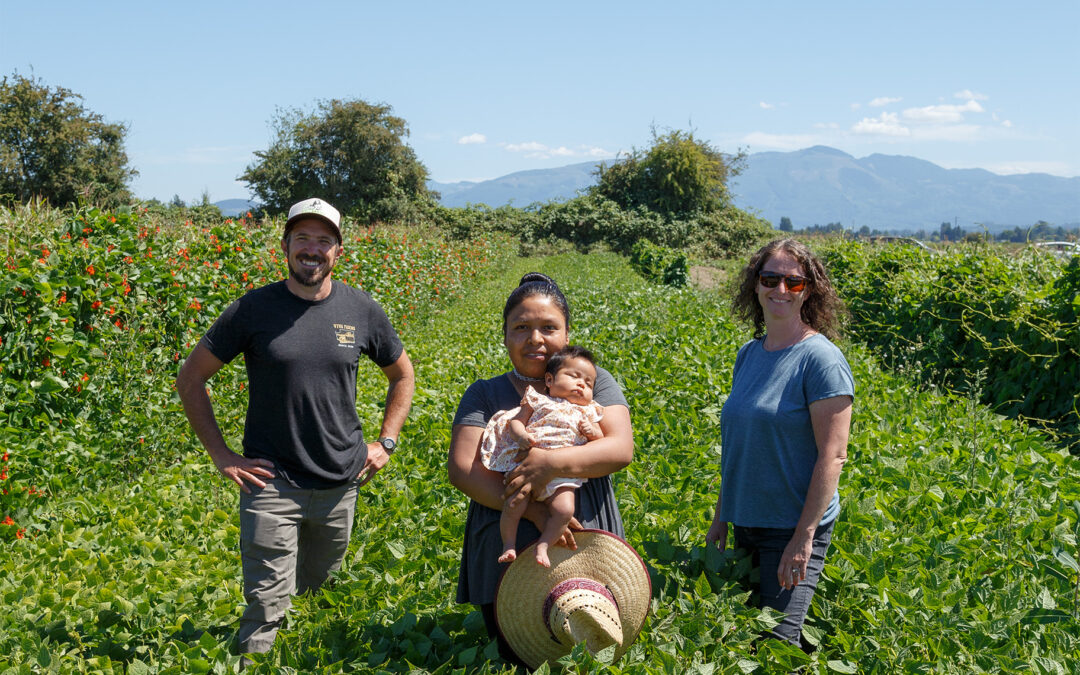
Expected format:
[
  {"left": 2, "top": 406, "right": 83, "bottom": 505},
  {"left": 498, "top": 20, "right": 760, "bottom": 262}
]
[
  {"left": 283, "top": 213, "right": 343, "bottom": 242},
  {"left": 494, "top": 530, "right": 651, "bottom": 669}
]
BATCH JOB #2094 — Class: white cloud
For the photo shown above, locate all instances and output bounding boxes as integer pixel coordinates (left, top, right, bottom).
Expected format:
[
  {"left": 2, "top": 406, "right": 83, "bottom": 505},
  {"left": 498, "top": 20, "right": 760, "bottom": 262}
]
[
  {"left": 902, "top": 100, "right": 984, "bottom": 123},
  {"left": 968, "top": 160, "right": 1071, "bottom": 176},
  {"left": 954, "top": 89, "right": 989, "bottom": 101},
  {"left": 852, "top": 112, "right": 911, "bottom": 137},
  {"left": 869, "top": 96, "right": 902, "bottom": 107},
  {"left": 1001, "top": 119, "right": 1013, "bottom": 128},
  {"left": 501, "top": 141, "right": 613, "bottom": 160},
  {"left": 759, "top": 101, "right": 775, "bottom": 110},
  {"left": 504, "top": 141, "right": 548, "bottom": 153},
  {"left": 457, "top": 133, "right": 486, "bottom": 145},
  {"left": 905, "top": 124, "right": 982, "bottom": 141}
]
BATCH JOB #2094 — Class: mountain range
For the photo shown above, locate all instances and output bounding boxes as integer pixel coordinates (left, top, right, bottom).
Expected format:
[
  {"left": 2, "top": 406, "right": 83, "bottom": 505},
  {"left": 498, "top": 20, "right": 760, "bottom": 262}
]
[{"left": 427, "top": 146, "right": 1080, "bottom": 232}]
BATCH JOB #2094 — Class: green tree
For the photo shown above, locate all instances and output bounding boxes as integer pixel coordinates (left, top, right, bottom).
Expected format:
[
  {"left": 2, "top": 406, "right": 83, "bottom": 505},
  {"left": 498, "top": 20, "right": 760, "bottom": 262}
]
[
  {"left": 0, "top": 72, "right": 135, "bottom": 207},
  {"left": 592, "top": 128, "right": 744, "bottom": 218},
  {"left": 240, "top": 98, "right": 435, "bottom": 224},
  {"left": 779, "top": 216, "right": 793, "bottom": 232}
]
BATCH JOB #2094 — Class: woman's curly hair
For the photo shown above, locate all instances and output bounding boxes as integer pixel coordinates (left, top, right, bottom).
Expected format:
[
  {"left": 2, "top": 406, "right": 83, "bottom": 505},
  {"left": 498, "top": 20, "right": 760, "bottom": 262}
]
[{"left": 732, "top": 238, "right": 846, "bottom": 341}]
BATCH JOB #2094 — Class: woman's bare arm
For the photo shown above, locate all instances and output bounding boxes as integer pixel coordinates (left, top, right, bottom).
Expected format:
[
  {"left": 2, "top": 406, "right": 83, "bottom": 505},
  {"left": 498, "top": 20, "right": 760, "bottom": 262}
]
[{"left": 503, "top": 403, "right": 633, "bottom": 501}]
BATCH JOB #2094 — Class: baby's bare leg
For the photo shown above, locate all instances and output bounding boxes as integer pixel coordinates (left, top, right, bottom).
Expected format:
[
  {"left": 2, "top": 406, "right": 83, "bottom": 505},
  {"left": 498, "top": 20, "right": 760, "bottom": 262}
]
[
  {"left": 499, "top": 491, "right": 530, "bottom": 563},
  {"left": 535, "top": 486, "right": 577, "bottom": 567}
]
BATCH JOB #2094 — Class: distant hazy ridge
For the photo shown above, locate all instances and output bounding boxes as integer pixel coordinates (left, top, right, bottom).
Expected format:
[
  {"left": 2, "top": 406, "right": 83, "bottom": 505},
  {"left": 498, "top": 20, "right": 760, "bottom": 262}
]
[{"left": 426, "top": 147, "right": 1080, "bottom": 232}]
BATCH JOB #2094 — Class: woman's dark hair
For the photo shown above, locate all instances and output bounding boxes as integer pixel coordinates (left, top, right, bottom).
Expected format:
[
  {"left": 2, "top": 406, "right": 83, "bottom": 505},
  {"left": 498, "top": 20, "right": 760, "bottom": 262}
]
[
  {"left": 502, "top": 272, "right": 571, "bottom": 333},
  {"left": 732, "top": 238, "right": 845, "bottom": 341},
  {"left": 546, "top": 345, "right": 596, "bottom": 375}
]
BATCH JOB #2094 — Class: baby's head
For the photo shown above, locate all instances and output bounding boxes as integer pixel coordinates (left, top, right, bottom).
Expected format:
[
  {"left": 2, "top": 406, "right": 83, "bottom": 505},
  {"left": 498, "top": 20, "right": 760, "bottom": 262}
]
[{"left": 544, "top": 345, "right": 598, "bottom": 406}]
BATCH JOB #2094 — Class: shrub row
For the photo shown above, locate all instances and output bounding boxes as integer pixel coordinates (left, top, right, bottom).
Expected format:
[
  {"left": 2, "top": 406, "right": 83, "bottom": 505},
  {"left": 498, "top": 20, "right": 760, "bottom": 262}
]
[
  {"left": 433, "top": 194, "right": 774, "bottom": 259},
  {"left": 819, "top": 240, "right": 1080, "bottom": 448}
]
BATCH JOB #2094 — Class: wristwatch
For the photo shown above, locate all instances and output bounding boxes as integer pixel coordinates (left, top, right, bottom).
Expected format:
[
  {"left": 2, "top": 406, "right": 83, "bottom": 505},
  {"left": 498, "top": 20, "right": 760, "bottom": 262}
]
[{"left": 378, "top": 437, "right": 397, "bottom": 454}]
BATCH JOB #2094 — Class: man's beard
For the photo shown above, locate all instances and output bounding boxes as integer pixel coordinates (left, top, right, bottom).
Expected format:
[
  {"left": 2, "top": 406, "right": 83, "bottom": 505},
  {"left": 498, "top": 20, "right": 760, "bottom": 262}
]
[{"left": 288, "top": 256, "right": 334, "bottom": 287}]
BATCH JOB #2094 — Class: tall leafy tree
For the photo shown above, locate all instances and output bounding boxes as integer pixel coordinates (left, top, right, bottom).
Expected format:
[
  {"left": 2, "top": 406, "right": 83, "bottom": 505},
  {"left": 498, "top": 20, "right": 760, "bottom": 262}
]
[
  {"left": 593, "top": 128, "right": 744, "bottom": 218},
  {"left": 240, "top": 98, "right": 435, "bottom": 224},
  {"left": 0, "top": 73, "right": 135, "bottom": 207}
]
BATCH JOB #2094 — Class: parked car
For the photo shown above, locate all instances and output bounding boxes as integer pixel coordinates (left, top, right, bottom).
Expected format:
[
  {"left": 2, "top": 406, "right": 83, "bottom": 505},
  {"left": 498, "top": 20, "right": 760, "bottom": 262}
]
[{"left": 1032, "top": 241, "right": 1080, "bottom": 259}]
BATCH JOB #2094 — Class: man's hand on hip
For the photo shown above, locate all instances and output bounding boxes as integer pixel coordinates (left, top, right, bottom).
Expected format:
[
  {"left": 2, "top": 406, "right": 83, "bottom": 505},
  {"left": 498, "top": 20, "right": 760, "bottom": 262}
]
[
  {"left": 358, "top": 444, "right": 391, "bottom": 486},
  {"left": 212, "top": 449, "right": 275, "bottom": 493}
]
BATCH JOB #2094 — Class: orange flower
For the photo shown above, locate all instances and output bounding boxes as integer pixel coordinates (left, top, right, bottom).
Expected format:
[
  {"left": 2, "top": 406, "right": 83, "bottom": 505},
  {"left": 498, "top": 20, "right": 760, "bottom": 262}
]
[
  {"left": 1, "top": 516, "right": 13, "bottom": 526},
  {"left": 86, "top": 265, "right": 95, "bottom": 275},
  {"left": 16, "top": 528, "right": 25, "bottom": 539}
]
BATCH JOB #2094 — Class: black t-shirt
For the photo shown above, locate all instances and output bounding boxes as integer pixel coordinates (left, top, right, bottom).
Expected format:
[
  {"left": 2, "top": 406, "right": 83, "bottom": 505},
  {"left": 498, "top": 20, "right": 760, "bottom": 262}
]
[{"left": 201, "top": 280, "right": 403, "bottom": 488}]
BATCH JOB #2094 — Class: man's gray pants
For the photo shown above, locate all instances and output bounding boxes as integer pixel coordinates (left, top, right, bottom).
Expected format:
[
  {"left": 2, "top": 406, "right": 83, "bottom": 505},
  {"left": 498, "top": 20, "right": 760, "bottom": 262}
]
[{"left": 236, "top": 478, "right": 359, "bottom": 654}]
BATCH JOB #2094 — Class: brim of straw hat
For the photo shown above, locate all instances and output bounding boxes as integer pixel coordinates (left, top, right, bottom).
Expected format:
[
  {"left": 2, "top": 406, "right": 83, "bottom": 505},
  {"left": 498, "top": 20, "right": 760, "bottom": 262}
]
[{"left": 494, "top": 529, "right": 651, "bottom": 669}]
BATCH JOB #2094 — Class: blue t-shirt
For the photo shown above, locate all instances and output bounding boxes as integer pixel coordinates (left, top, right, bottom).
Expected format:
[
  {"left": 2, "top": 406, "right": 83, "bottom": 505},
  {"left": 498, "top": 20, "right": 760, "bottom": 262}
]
[{"left": 719, "top": 333, "right": 854, "bottom": 529}]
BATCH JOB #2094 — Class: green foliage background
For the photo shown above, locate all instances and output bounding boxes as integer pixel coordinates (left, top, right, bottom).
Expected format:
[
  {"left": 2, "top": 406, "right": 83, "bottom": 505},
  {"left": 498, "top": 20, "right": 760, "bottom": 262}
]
[
  {"left": 240, "top": 99, "right": 435, "bottom": 224},
  {"left": 2, "top": 207, "right": 1079, "bottom": 673},
  {"left": 0, "top": 73, "right": 136, "bottom": 208},
  {"left": 819, "top": 239, "right": 1080, "bottom": 449}
]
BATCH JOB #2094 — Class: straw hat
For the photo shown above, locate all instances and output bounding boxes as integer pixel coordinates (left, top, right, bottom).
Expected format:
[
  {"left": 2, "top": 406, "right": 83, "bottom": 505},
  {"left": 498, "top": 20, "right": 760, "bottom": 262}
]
[{"left": 495, "top": 530, "right": 651, "bottom": 669}]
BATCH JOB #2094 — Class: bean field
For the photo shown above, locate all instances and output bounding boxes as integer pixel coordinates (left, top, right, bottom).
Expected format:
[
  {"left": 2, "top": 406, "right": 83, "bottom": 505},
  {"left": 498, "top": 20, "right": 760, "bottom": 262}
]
[{"left": 1, "top": 206, "right": 1078, "bottom": 673}]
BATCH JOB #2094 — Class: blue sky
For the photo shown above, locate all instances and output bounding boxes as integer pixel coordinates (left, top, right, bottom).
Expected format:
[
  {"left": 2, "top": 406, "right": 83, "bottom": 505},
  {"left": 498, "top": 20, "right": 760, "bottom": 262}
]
[{"left": 3, "top": 1, "right": 1077, "bottom": 204}]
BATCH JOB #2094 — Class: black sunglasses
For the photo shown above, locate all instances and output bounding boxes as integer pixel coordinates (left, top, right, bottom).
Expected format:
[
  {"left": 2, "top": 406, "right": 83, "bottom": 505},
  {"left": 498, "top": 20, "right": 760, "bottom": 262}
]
[{"left": 758, "top": 271, "right": 809, "bottom": 292}]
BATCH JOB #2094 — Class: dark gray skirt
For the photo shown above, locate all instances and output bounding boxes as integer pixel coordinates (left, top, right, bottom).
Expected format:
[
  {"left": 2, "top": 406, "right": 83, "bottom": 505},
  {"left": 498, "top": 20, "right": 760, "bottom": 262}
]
[{"left": 455, "top": 474, "right": 624, "bottom": 605}]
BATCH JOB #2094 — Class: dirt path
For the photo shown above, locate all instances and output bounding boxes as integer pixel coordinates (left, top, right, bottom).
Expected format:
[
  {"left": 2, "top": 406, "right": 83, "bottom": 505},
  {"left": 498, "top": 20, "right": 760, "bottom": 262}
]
[{"left": 689, "top": 265, "right": 725, "bottom": 291}]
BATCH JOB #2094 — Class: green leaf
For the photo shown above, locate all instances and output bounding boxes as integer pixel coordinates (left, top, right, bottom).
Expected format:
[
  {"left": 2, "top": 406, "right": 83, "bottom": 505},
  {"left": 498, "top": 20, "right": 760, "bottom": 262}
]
[
  {"left": 457, "top": 646, "right": 477, "bottom": 666},
  {"left": 735, "top": 658, "right": 758, "bottom": 673},
  {"left": 828, "top": 660, "right": 858, "bottom": 673},
  {"left": 386, "top": 540, "right": 406, "bottom": 559},
  {"left": 1055, "top": 550, "right": 1080, "bottom": 572},
  {"left": 128, "top": 660, "right": 151, "bottom": 675},
  {"left": 595, "top": 643, "right": 616, "bottom": 664},
  {"left": 36, "top": 645, "right": 51, "bottom": 668},
  {"left": 694, "top": 572, "right": 711, "bottom": 598},
  {"left": 47, "top": 341, "right": 71, "bottom": 357},
  {"left": 34, "top": 373, "right": 69, "bottom": 393},
  {"left": 198, "top": 631, "right": 217, "bottom": 650}
]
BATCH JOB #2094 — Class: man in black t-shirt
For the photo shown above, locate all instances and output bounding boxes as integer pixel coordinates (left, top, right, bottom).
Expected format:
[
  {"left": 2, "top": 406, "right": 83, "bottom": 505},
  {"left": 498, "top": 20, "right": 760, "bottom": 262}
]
[{"left": 177, "top": 197, "right": 414, "bottom": 657}]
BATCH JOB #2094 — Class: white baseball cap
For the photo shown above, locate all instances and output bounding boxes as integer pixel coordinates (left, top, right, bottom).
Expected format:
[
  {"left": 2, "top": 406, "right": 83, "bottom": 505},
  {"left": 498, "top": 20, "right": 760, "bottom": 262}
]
[{"left": 284, "top": 198, "right": 342, "bottom": 242}]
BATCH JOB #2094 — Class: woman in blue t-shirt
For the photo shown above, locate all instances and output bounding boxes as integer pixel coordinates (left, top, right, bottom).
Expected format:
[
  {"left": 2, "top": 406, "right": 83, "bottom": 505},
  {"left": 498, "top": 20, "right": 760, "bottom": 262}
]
[
  {"left": 447, "top": 272, "right": 635, "bottom": 664},
  {"left": 707, "top": 238, "right": 854, "bottom": 649}
]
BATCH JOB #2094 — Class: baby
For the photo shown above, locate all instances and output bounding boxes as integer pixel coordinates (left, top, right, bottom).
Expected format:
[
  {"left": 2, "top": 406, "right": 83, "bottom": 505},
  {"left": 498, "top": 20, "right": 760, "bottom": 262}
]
[{"left": 481, "top": 345, "right": 604, "bottom": 567}]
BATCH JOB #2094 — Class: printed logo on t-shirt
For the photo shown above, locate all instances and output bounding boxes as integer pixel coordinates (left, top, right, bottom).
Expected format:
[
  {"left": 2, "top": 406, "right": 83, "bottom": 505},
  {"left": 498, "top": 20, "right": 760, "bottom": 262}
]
[{"left": 333, "top": 323, "right": 356, "bottom": 348}]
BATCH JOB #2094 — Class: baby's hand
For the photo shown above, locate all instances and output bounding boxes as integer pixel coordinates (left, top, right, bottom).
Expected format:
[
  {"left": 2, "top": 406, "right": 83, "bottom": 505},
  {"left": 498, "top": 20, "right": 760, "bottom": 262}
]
[{"left": 579, "top": 419, "right": 603, "bottom": 441}]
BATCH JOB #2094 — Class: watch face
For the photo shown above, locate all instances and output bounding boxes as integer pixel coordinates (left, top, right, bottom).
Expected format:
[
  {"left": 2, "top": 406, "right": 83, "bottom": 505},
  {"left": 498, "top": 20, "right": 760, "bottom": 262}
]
[{"left": 380, "top": 438, "right": 396, "bottom": 451}]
